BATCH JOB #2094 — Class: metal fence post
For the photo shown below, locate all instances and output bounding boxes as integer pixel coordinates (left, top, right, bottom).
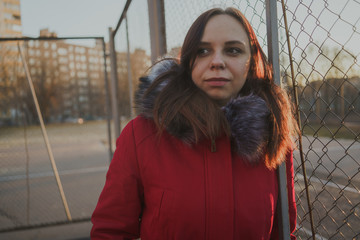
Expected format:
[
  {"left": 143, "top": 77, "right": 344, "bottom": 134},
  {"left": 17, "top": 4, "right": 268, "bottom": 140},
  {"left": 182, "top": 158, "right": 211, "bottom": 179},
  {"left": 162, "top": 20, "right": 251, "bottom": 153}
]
[
  {"left": 125, "top": 15, "right": 134, "bottom": 118},
  {"left": 147, "top": 0, "right": 167, "bottom": 63},
  {"left": 101, "top": 38, "right": 114, "bottom": 160},
  {"left": 266, "top": 0, "right": 291, "bottom": 239},
  {"left": 108, "top": 27, "right": 121, "bottom": 140}
]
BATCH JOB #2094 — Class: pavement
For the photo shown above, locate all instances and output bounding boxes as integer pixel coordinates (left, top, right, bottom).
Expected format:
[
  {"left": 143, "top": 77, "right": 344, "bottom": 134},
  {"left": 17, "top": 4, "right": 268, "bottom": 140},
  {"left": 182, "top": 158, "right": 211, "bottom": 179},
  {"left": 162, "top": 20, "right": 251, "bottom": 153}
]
[{"left": 0, "top": 221, "right": 92, "bottom": 240}]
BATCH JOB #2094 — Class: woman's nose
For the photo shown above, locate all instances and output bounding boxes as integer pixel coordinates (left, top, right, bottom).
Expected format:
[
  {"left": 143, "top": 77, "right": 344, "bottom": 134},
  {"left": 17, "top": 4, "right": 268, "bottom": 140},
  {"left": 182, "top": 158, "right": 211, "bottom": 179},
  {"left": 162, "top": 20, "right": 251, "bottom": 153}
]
[{"left": 210, "top": 52, "right": 225, "bottom": 70}]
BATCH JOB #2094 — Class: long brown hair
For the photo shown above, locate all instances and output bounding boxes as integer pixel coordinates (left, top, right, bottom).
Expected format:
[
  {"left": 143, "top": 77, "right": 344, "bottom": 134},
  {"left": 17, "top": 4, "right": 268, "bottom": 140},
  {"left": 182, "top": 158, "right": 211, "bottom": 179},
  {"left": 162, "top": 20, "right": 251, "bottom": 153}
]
[{"left": 145, "top": 7, "right": 298, "bottom": 169}]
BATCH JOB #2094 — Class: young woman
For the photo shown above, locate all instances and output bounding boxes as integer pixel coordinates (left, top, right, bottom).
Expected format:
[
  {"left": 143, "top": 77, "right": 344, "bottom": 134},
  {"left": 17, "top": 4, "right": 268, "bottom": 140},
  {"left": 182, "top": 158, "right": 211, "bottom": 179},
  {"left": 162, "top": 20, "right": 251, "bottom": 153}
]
[{"left": 91, "top": 7, "right": 298, "bottom": 240}]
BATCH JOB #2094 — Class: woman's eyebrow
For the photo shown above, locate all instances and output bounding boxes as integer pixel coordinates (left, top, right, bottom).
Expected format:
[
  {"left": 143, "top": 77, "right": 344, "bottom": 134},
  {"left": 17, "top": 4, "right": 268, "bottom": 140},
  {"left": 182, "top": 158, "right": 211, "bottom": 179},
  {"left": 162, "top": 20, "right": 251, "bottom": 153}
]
[
  {"left": 199, "top": 40, "right": 246, "bottom": 46},
  {"left": 224, "top": 40, "right": 246, "bottom": 46},
  {"left": 198, "top": 42, "right": 211, "bottom": 46}
]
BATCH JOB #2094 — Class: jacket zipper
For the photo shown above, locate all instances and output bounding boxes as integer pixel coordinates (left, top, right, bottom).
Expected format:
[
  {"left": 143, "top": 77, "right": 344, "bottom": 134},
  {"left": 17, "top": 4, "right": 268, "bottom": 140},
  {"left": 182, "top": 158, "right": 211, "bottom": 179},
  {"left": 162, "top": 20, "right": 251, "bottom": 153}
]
[{"left": 211, "top": 139, "right": 216, "bottom": 152}]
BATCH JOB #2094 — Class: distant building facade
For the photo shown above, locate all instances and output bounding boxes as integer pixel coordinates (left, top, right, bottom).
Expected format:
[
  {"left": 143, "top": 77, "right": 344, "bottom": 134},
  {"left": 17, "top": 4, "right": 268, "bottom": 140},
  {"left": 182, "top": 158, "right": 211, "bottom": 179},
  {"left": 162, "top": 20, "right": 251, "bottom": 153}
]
[
  {"left": 1, "top": 30, "right": 151, "bottom": 125},
  {"left": 21, "top": 29, "right": 107, "bottom": 122},
  {"left": 21, "top": 30, "right": 151, "bottom": 124},
  {"left": 0, "top": 0, "right": 22, "bottom": 37},
  {"left": 0, "top": 0, "right": 22, "bottom": 124}
]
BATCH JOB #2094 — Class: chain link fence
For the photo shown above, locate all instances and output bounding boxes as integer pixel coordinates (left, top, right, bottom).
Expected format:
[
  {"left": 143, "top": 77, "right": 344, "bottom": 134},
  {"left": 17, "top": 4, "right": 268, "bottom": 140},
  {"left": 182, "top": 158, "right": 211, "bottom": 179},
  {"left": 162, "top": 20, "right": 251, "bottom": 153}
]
[
  {"left": 113, "top": 0, "right": 152, "bottom": 119},
  {"left": 0, "top": 38, "right": 112, "bottom": 231},
  {"left": 277, "top": 0, "right": 360, "bottom": 239},
  {"left": 165, "top": 0, "right": 360, "bottom": 239},
  {"left": 0, "top": 0, "right": 359, "bottom": 239},
  {"left": 111, "top": 0, "right": 360, "bottom": 239}
]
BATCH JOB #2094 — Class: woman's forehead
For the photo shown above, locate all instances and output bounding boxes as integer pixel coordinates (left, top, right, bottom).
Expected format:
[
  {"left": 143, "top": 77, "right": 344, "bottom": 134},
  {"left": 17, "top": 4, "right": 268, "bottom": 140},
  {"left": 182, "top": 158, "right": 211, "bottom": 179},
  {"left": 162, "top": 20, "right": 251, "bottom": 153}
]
[{"left": 201, "top": 15, "right": 250, "bottom": 45}]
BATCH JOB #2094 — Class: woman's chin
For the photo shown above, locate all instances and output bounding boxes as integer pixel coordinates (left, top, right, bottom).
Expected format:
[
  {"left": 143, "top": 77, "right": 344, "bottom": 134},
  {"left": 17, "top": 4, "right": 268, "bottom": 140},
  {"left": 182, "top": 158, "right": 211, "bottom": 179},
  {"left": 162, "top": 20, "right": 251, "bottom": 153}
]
[{"left": 209, "top": 96, "right": 230, "bottom": 106}]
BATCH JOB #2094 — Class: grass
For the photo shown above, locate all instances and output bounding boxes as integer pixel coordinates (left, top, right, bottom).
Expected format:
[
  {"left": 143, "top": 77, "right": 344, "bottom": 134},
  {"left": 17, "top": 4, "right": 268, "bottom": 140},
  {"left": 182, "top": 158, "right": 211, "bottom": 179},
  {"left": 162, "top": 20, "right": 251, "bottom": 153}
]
[
  {"left": 1, "top": 119, "right": 359, "bottom": 141},
  {"left": 302, "top": 122, "right": 360, "bottom": 140}
]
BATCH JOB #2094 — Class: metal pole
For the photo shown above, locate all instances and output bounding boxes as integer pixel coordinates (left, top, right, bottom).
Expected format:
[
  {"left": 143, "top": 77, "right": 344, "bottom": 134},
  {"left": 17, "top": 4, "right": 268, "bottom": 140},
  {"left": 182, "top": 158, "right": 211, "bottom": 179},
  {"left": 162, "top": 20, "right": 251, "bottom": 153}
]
[
  {"left": 265, "top": 0, "right": 291, "bottom": 239},
  {"left": 147, "top": 0, "right": 167, "bottom": 63},
  {"left": 101, "top": 38, "right": 113, "bottom": 161},
  {"left": 280, "top": 1, "right": 316, "bottom": 239},
  {"left": 0, "top": 36, "right": 104, "bottom": 42},
  {"left": 18, "top": 43, "right": 72, "bottom": 221},
  {"left": 108, "top": 28, "right": 121, "bottom": 140},
  {"left": 125, "top": 15, "right": 134, "bottom": 118},
  {"left": 113, "top": 0, "right": 133, "bottom": 36}
]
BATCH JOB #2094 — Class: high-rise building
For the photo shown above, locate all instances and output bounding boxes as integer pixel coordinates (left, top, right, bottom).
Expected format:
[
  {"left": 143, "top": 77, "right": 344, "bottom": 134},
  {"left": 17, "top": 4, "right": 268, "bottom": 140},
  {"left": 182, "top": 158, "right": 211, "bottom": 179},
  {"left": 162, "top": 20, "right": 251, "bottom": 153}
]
[
  {"left": 0, "top": 1, "right": 152, "bottom": 126},
  {"left": 22, "top": 34, "right": 151, "bottom": 123},
  {"left": 0, "top": 0, "right": 23, "bottom": 125},
  {"left": 0, "top": 0, "right": 22, "bottom": 37}
]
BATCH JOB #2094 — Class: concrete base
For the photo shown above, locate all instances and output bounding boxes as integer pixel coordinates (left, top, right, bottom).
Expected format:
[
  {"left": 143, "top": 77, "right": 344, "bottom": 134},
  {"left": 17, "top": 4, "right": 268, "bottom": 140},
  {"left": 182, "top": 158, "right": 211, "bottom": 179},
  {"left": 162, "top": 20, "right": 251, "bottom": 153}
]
[{"left": 0, "top": 221, "right": 91, "bottom": 240}]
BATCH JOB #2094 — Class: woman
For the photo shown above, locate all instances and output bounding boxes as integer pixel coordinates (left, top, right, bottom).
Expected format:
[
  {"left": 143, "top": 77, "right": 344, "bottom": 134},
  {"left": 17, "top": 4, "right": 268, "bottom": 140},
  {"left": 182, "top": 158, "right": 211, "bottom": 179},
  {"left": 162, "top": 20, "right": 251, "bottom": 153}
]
[{"left": 91, "top": 7, "right": 298, "bottom": 240}]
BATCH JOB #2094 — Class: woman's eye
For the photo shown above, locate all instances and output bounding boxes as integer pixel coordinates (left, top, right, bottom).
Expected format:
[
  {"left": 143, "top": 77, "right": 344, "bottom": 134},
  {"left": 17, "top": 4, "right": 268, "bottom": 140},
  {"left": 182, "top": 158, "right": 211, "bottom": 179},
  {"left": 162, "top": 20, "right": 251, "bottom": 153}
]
[
  {"left": 226, "top": 47, "right": 242, "bottom": 55},
  {"left": 197, "top": 48, "right": 210, "bottom": 56}
]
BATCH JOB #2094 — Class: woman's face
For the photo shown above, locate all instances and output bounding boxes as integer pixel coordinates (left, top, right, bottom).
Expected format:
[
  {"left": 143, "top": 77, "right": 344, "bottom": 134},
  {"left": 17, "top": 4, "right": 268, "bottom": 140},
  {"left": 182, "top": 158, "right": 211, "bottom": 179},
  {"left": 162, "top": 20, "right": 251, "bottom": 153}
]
[{"left": 191, "top": 14, "right": 251, "bottom": 105}]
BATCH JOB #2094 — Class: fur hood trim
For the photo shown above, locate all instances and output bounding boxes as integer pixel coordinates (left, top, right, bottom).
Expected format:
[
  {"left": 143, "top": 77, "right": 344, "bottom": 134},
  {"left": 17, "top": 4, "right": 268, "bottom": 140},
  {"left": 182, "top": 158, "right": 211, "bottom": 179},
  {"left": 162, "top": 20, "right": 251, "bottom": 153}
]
[{"left": 135, "top": 59, "right": 270, "bottom": 164}]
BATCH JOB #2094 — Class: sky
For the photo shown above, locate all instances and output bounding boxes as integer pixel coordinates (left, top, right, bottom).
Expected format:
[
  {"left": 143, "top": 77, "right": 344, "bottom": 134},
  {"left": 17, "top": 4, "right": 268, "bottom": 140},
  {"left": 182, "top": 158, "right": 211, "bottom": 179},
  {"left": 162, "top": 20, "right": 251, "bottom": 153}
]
[
  {"left": 21, "top": 0, "right": 127, "bottom": 40},
  {"left": 20, "top": 0, "right": 360, "bottom": 50},
  {"left": 19, "top": 0, "right": 359, "bottom": 76}
]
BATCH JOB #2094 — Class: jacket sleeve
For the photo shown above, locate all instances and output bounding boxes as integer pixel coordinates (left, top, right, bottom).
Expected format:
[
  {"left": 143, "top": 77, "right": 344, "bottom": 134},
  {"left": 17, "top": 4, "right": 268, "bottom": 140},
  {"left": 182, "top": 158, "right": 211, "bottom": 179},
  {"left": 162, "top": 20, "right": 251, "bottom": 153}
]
[
  {"left": 270, "top": 150, "right": 297, "bottom": 240},
  {"left": 91, "top": 120, "right": 143, "bottom": 240}
]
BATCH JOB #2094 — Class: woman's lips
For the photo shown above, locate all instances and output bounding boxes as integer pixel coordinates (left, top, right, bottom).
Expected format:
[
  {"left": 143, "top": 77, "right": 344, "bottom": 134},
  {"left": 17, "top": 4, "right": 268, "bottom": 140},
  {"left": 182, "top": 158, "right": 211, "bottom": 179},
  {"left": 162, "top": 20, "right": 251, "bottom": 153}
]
[{"left": 204, "top": 78, "right": 230, "bottom": 86}]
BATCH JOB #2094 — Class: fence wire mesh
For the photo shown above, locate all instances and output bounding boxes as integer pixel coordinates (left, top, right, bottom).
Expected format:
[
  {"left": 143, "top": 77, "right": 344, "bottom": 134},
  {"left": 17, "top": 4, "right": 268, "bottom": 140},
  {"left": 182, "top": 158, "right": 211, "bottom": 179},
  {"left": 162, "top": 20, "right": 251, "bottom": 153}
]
[
  {"left": 277, "top": 0, "right": 360, "bottom": 239},
  {"left": 164, "top": 0, "right": 268, "bottom": 57},
  {"left": 113, "top": 0, "right": 152, "bottom": 119},
  {"left": 0, "top": 39, "right": 111, "bottom": 231},
  {"left": 165, "top": 0, "right": 360, "bottom": 239}
]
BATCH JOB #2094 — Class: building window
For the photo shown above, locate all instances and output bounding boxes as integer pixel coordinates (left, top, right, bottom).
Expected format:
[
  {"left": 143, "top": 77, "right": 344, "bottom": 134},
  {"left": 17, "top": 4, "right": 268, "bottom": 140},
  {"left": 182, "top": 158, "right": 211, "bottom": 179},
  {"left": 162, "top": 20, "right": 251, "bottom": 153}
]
[
  {"left": 13, "top": 14, "right": 21, "bottom": 20},
  {"left": 75, "top": 47, "right": 85, "bottom": 54},
  {"left": 4, "top": 12, "right": 12, "bottom": 19},
  {"left": 2, "top": 21, "right": 21, "bottom": 33},
  {"left": 58, "top": 48, "right": 68, "bottom": 55},
  {"left": 4, "top": 2, "right": 20, "bottom": 11},
  {"left": 78, "top": 71, "right": 87, "bottom": 78},
  {"left": 60, "top": 66, "right": 68, "bottom": 72},
  {"left": 91, "top": 73, "right": 99, "bottom": 78},
  {"left": 59, "top": 57, "right": 68, "bottom": 64}
]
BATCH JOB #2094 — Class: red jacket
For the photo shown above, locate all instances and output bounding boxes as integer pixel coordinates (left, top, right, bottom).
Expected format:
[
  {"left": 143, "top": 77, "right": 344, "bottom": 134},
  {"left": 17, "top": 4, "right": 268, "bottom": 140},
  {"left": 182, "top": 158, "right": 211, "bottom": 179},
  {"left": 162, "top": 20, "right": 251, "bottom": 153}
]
[{"left": 91, "top": 116, "right": 297, "bottom": 239}]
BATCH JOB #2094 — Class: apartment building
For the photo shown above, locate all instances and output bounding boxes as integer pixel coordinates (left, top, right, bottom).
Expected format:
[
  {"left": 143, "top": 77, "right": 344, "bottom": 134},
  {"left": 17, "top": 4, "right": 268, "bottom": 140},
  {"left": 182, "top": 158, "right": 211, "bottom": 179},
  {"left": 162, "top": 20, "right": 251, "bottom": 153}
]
[
  {"left": 0, "top": 0, "right": 22, "bottom": 37},
  {"left": 0, "top": 0, "right": 22, "bottom": 125},
  {"left": 21, "top": 29, "right": 151, "bottom": 124},
  {"left": 0, "top": 0, "right": 151, "bottom": 125}
]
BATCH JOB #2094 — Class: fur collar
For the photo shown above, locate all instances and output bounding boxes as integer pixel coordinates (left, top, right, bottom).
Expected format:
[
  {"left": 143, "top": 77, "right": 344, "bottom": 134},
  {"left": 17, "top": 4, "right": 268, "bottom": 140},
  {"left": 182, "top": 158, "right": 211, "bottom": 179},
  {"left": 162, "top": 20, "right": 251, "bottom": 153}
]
[{"left": 135, "top": 59, "right": 270, "bottom": 164}]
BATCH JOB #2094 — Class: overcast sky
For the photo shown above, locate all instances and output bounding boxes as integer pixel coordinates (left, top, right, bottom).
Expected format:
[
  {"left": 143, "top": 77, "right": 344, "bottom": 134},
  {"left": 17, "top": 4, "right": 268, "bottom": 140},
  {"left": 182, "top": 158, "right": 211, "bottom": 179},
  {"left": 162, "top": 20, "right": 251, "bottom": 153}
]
[
  {"left": 19, "top": 0, "right": 359, "bottom": 63},
  {"left": 20, "top": 0, "right": 127, "bottom": 40}
]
